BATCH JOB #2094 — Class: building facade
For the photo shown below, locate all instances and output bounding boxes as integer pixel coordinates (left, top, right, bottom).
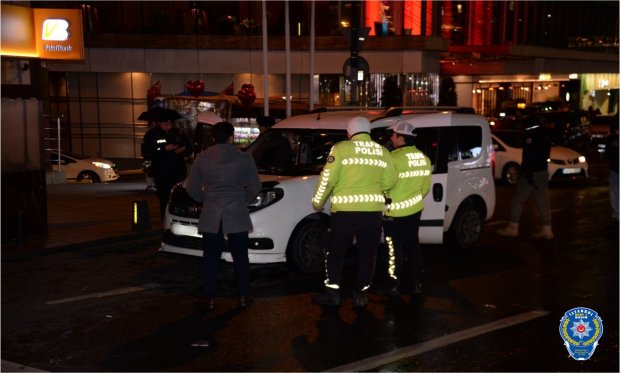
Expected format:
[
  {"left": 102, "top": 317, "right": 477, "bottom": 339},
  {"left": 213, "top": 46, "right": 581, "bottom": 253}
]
[
  {"left": 1, "top": 0, "right": 618, "bottom": 241},
  {"left": 29, "top": 1, "right": 620, "bottom": 161}
]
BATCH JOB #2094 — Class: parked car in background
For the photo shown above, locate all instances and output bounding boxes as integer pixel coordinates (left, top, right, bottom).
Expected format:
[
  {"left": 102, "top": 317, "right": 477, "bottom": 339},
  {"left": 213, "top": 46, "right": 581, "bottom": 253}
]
[
  {"left": 589, "top": 114, "right": 618, "bottom": 158},
  {"left": 490, "top": 110, "right": 591, "bottom": 151},
  {"left": 160, "top": 108, "right": 496, "bottom": 273},
  {"left": 48, "top": 151, "right": 120, "bottom": 182},
  {"left": 491, "top": 129, "right": 588, "bottom": 185}
]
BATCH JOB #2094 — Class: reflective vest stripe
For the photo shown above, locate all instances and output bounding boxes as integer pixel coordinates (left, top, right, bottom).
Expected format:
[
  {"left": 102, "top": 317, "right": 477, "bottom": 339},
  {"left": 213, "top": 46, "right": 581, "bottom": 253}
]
[
  {"left": 331, "top": 194, "right": 385, "bottom": 204},
  {"left": 312, "top": 169, "right": 331, "bottom": 204},
  {"left": 341, "top": 158, "right": 388, "bottom": 168},
  {"left": 386, "top": 193, "right": 423, "bottom": 211},
  {"left": 398, "top": 169, "right": 431, "bottom": 178}
]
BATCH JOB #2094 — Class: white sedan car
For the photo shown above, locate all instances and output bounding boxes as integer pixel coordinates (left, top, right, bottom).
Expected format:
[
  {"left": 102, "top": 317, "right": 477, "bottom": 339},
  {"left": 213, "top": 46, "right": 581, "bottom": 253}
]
[
  {"left": 49, "top": 151, "right": 120, "bottom": 182},
  {"left": 492, "top": 130, "right": 588, "bottom": 185}
]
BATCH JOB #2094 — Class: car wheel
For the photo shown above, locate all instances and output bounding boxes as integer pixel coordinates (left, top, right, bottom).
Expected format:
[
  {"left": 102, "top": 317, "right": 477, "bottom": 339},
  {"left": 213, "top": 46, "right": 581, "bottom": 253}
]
[
  {"left": 288, "top": 220, "right": 327, "bottom": 274},
  {"left": 77, "top": 171, "right": 101, "bottom": 183},
  {"left": 447, "top": 203, "right": 483, "bottom": 249},
  {"left": 503, "top": 163, "right": 520, "bottom": 185}
]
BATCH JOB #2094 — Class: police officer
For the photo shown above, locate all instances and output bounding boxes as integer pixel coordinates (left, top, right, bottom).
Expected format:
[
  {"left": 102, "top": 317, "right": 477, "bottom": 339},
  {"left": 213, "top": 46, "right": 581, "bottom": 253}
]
[
  {"left": 374, "top": 121, "right": 431, "bottom": 295},
  {"left": 311, "top": 116, "right": 397, "bottom": 307},
  {"left": 142, "top": 118, "right": 192, "bottom": 220}
]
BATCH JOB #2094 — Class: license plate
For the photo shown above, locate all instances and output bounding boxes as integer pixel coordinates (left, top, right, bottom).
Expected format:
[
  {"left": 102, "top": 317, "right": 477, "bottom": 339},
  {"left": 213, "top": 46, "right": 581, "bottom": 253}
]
[
  {"left": 562, "top": 168, "right": 581, "bottom": 175},
  {"left": 171, "top": 223, "right": 200, "bottom": 237}
]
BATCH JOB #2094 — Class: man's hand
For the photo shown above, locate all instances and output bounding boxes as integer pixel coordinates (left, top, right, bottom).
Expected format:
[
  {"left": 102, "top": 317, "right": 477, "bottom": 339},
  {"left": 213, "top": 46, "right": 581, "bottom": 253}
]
[
  {"left": 174, "top": 146, "right": 187, "bottom": 154},
  {"left": 165, "top": 144, "right": 179, "bottom": 152}
]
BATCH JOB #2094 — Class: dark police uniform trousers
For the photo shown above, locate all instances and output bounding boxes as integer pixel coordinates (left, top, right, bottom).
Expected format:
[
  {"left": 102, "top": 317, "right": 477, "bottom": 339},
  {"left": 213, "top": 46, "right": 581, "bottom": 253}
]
[
  {"left": 382, "top": 211, "right": 423, "bottom": 288},
  {"left": 326, "top": 211, "right": 383, "bottom": 291}
]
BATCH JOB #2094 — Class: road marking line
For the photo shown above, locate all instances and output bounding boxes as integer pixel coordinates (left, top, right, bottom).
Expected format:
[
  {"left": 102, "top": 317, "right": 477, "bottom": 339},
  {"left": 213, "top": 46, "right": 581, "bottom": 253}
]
[
  {"left": 326, "top": 310, "right": 550, "bottom": 372},
  {"left": 46, "top": 283, "right": 159, "bottom": 305},
  {"left": 1, "top": 359, "right": 48, "bottom": 372}
]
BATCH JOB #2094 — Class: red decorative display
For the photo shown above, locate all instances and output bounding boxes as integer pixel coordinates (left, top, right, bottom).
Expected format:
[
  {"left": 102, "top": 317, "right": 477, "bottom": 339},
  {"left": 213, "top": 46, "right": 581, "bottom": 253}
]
[
  {"left": 186, "top": 80, "right": 205, "bottom": 98},
  {"left": 147, "top": 80, "right": 161, "bottom": 101},
  {"left": 237, "top": 83, "right": 256, "bottom": 106}
]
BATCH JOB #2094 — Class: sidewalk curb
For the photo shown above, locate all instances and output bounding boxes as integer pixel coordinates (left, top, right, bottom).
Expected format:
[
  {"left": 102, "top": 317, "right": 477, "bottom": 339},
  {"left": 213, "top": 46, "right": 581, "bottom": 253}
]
[{"left": 1, "top": 230, "right": 162, "bottom": 261}]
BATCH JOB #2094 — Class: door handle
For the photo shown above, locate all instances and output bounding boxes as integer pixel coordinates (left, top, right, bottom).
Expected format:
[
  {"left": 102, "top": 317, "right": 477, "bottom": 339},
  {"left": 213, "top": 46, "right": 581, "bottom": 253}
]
[{"left": 432, "top": 183, "right": 443, "bottom": 202}]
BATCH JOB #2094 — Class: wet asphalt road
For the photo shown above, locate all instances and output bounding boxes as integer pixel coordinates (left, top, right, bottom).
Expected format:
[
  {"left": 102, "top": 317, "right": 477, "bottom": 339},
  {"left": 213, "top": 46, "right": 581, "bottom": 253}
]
[{"left": 1, "top": 157, "right": 618, "bottom": 372}]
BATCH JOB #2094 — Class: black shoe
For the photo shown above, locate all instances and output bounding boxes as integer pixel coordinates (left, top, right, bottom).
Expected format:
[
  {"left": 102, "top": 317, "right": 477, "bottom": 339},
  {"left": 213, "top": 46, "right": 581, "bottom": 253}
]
[
  {"left": 401, "top": 281, "right": 422, "bottom": 295},
  {"left": 412, "top": 281, "right": 422, "bottom": 294},
  {"left": 239, "top": 296, "right": 253, "bottom": 308},
  {"left": 353, "top": 290, "right": 369, "bottom": 308},
  {"left": 207, "top": 297, "right": 215, "bottom": 310},
  {"left": 191, "top": 340, "right": 210, "bottom": 347},
  {"left": 369, "top": 284, "right": 400, "bottom": 296},
  {"left": 312, "top": 288, "right": 341, "bottom": 306}
]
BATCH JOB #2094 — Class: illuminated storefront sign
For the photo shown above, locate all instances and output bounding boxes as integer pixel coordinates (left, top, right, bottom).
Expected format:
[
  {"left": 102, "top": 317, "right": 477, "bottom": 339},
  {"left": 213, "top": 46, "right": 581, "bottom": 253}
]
[
  {"left": 34, "top": 8, "right": 84, "bottom": 60},
  {"left": 1, "top": 4, "right": 37, "bottom": 57},
  {"left": 1, "top": 4, "right": 84, "bottom": 61}
]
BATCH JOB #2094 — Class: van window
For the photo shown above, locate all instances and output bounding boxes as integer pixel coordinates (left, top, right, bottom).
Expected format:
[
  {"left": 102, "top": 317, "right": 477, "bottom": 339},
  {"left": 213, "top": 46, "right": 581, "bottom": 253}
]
[
  {"left": 372, "top": 126, "right": 442, "bottom": 173},
  {"left": 411, "top": 126, "right": 482, "bottom": 174},
  {"left": 413, "top": 128, "right": 441, "bottom": 172},
  {"left": 454, "top": 126, "right": 482, "bottom": 160}
]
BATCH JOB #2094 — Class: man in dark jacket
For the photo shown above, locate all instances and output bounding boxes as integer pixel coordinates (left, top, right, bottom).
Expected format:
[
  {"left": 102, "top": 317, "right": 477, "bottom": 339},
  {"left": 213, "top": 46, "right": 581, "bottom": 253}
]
[
  {"left": 186, "top": 122, "right": 261, "bottom": 309},
  {"left": 498, "top": 115, "right": 554, "bottom": 239},
  {"left": 141, "top": 119, "right": 192, "bottom": 220}
]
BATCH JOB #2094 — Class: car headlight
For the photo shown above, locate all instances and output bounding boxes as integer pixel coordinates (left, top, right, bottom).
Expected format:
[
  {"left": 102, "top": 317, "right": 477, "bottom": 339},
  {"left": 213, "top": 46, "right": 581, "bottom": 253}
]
[
  {"left": 92, "top": 161, "right": 112, "bottom": 169},
  {"left": 248, "top": 186, "right": 284, "bottom": 213},
  {"left": 578, "top": 156, "right": 586, "bottom": 163},
  {"left": 168, "top": 183, "right": 201, "bottom": 218}
]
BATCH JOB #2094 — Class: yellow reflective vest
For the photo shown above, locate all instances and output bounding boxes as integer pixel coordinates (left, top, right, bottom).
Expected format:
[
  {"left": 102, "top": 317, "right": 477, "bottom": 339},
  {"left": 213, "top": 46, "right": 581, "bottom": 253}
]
[
  {"left": 385, "top": 145, "right": 432, "bottom": 217},
  {"left": 312, "top": 133, "right": 397, "bottom": 212}
]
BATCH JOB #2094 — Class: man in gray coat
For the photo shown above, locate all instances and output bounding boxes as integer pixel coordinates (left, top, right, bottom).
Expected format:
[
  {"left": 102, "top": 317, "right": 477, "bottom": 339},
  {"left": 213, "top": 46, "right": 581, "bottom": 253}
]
[{"left": 187, "top": 122, "right": 261, "bottom": 309}]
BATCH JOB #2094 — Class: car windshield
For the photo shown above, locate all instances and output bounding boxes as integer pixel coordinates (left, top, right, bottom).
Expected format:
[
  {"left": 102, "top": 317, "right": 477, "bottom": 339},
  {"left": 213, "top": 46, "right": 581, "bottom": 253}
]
[
  {"left": 246, "top": 129, "right": 349, "bottom": 176},
  {"left": 494, "top": 131, "right": 524, "bottom": 148},
  {"left": 245, "top": 127, "right": 401, "bottom": 176}
]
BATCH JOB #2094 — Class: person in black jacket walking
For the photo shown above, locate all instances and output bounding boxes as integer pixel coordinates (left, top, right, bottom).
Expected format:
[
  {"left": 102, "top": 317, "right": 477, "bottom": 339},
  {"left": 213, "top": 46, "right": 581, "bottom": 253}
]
[
  {"left": 142, "top": 118, "right": 192, "bottom": 220},
  {"left": 498, "top": 115, "right": 554, "bottom": 239},
  {"left": 605, "top": 120, "right": 619, "bottom": 232}
]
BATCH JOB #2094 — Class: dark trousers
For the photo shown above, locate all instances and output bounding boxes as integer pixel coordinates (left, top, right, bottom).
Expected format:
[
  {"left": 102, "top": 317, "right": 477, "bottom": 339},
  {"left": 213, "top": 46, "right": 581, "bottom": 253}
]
[
  {"left": 201, "top": 222, "right": 250, "bottom": 297},
  {"left": 382, "top": 212, "right": 423, "bottom": 287},
  {"left": 154, "top": 176, "right": 176, "bottom": 221},
  {"left": 326, "top": 211, "right": 382, "bottom": 291}
]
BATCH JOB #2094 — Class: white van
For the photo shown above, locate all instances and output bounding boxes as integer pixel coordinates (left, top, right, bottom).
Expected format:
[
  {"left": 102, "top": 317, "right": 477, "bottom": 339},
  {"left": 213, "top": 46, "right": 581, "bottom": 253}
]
[{"left": 161, "top": 108, "right": 495, "bottom": 273}]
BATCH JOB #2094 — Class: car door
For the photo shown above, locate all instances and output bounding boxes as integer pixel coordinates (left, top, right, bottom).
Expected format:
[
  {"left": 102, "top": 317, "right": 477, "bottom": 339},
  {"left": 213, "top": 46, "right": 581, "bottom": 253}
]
[
  {"left": 413, "top": 127, "right": 448, "bottom": 244},
  {"left": 50, "top": 153, "right": 79, "bottom": 179}
]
